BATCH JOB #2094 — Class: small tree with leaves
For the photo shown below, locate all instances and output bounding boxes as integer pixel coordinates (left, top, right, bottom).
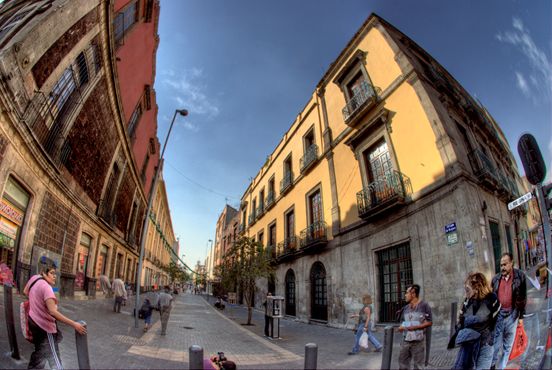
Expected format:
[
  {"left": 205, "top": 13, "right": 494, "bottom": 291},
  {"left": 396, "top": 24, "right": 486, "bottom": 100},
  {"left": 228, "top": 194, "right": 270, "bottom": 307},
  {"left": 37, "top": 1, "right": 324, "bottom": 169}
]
[
  {"left": 215, "top": 235, "right": 274, "bottom": 325},
  {"left": 166, "top": 260, "right": 189, "bottom": 286}
]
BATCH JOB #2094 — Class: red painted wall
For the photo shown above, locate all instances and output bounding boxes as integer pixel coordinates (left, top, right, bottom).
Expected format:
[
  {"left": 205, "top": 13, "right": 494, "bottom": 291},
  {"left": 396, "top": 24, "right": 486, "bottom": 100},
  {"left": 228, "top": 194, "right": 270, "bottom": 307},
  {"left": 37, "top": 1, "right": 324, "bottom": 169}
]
[{"left": 114, "top": 0, "right": 160, "bottom": 197}]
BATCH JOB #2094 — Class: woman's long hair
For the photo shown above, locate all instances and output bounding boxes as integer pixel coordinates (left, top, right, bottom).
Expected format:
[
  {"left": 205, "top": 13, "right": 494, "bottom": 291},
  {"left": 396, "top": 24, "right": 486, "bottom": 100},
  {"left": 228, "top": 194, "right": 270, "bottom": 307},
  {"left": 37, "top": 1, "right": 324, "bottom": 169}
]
[{"left": 465, "top": 272, "right": 492, "bottom": 300}]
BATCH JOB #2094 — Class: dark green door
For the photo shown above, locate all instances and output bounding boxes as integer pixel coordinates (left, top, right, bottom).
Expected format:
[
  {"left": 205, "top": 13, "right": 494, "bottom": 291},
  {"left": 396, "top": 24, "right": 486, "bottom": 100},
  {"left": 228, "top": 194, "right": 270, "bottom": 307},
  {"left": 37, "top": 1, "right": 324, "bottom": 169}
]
[{"left": 489, "top": 221, "right": 502, "bottom": 273}]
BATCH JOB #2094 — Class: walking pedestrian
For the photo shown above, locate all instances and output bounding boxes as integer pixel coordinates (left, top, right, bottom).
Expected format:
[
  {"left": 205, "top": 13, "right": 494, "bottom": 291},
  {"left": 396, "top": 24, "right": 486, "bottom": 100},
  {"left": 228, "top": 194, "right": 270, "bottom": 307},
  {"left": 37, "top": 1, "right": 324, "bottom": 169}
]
[
  {"left": 99, "top": 274, "right": 111, "bottom": 297},
  {"left": 158, "top": 285, "right": 174, "bottom": 335},
  {"left": 112, "top": 277, "right": 127, "bottom": 313},
  {"left": 263, "top": 292, "right": 273, "bottom": 337},
  {"left": 397, "top": 284, "right": 432, "bottom": 370},
  {"left": 24, "top": 257, "right": 86, "bottom": 369},
  {"left": 490, "top": 253, "right": 527, "bottom": 370},
  {"left": 450, "top": 272, "right": 500, "bottom": 370},
  {"left": 348, "top": 294, "right": 382, "bottom": 354},
  {"left": 141, "top": 297, "right": 154, "bottom": 332}
]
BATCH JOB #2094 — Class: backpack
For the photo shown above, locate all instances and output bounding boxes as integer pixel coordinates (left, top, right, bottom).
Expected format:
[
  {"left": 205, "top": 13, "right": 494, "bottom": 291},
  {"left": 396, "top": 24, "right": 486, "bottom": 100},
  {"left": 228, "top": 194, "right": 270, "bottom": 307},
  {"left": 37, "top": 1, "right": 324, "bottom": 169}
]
[{"left": 20, "top": 277, "right": 43, "bottom": 343}]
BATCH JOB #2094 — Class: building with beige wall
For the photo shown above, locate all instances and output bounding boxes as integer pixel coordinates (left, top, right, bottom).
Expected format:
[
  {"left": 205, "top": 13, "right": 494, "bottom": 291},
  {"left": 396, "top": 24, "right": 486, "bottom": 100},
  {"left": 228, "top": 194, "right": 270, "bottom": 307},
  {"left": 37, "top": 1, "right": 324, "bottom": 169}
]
[
  {"left": 142, "top": 176, "right": 177, "bottom": 288},
  {"left": 238, "top": 13, "right": 529, "bottom": 327}
]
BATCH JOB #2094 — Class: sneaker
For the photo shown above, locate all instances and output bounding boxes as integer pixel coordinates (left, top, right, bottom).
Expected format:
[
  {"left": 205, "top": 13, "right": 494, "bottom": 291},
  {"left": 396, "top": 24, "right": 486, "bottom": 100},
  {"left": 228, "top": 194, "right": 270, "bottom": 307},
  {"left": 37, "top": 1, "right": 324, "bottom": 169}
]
[{"left": 347, "top": 352, "right": 358, "bottom": 355}]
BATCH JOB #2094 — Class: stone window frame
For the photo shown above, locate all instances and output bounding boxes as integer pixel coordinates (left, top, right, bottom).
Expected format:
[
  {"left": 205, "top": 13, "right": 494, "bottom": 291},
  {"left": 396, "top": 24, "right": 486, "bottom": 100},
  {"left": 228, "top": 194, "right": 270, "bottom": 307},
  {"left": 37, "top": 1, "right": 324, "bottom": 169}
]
[
  {"left": 332, "top": 50, "right": 376, "bottom": 104},
  {"left": 304, "top": 183, "right": 324, "bottom": 228},
  {"left": 283, "top": 204, "right": 296, "bottom": 242},
  {"left": 257, "top": 228, "right": 265, "bottom": 247},
  {"left": 267, "top": 220, "right": 277, "bottom": 247},
  {"left": 303, "top": 125, "right": 316, "bottom": 152}
]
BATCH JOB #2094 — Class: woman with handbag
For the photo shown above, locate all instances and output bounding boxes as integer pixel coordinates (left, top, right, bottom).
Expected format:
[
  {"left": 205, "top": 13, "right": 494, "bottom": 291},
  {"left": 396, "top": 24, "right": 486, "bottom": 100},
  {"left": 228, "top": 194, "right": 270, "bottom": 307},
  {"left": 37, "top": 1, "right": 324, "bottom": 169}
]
[
  {"left": 348, "top": 294, "right": 382, "bottom": 355},
  {"left": 24, "top": 257, "right": 87, "bottom": 369},
  {"left": 450, "top": 272, "right": 500, "bottom": 370}
]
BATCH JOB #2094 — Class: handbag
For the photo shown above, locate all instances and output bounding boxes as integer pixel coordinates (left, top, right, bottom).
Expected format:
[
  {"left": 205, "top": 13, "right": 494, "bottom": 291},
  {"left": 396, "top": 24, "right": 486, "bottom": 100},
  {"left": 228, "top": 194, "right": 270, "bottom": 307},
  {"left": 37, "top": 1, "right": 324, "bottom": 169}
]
[
  {"left": 20, "top": 277, "right": 43, "bottom": 343},
  {"left": 359, "top": 332, "right": 369, "bottom": 349},
  {"left": 508, "top": 321, "right": 528, "bottom": 360}
]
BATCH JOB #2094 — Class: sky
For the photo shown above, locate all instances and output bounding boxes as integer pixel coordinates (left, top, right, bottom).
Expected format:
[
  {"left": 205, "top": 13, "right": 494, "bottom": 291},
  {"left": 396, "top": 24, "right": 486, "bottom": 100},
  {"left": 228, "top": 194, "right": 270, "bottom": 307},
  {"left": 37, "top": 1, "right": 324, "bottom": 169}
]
[{"left": 153, "top": 0, "right": 552, "bottom": 270}]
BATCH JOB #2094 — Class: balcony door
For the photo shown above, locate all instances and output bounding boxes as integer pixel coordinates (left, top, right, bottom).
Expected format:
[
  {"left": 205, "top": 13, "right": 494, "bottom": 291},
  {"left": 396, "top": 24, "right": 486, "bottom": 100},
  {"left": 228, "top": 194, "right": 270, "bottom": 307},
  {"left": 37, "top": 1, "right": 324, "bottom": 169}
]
[
  {"left": 285, "top": 269, "right": 296, "bottom": 316},
  {"left": 364, "top": 140, "right": 393, "bottom": 204},
  {"left": 308, "top": 190, "right": 323, "bottom": 239},
  {"left": 310, "top": 261, "right": 327, "bottom": 321}
]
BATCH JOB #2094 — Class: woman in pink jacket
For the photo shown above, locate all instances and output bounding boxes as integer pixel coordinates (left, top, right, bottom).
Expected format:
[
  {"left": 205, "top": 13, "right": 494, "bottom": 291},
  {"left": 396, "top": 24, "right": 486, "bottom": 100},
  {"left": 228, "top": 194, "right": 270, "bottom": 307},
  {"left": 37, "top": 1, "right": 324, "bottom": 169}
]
[{"left": 24, "top": 257, "right": 86, "bottom": 369}]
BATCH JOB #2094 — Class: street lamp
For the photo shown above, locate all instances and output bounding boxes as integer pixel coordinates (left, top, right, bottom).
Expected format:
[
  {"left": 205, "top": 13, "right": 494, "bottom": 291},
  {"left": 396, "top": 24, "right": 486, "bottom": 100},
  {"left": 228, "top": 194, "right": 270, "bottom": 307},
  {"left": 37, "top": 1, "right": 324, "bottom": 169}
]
[{"left": 134, "top": 108, "right": 188, "bottom": 328}]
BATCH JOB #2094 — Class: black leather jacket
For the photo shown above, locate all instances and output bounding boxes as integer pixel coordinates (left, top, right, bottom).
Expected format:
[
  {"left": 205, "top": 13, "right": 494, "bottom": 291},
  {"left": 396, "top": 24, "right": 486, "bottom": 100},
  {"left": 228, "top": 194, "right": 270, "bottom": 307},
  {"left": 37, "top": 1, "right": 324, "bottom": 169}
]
[{"left": 491, "top": 268, "right": 527, "bottom": 319}]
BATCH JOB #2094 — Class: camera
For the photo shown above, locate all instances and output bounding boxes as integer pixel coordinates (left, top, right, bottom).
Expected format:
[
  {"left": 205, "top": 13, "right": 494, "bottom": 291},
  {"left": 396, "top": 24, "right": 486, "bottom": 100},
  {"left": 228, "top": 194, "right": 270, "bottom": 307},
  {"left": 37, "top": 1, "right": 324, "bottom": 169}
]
[{"left": 217, "top": 352, "right": 227, "bottom": 362}]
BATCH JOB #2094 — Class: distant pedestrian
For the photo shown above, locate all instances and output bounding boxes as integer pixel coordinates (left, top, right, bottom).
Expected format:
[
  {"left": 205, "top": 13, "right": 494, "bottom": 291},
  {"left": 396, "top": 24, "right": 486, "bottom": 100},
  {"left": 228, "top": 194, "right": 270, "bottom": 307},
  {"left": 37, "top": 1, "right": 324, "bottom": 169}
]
[
  {"left": 450, "top": 272, "right": 500, "bottom": 370},
  {"left": 158, "top": 285, "right": 174, "bottom": 335},
  {"left": 348, "top": 294, "right": 382, "bottom": 355},
  {"left": 490, "top": 253, "right": 527, "bottom": 370},
  {"left": 263, "top": 292, "right": 273, "bottom": 337},
  {"left": 141, "top": 297, "right": 154, "bottom": 332},
  {"left": 397, "top": 284, "right": 432, "bottom": 370},
  {"left": 25, "top": 257, "right": 86, "bottom": 369},
  {"left": 99, "top": 274, "right": 111, "bottom": 297},
  {"left": 112, "top": 277, "right": 127, "bottom": 313}
]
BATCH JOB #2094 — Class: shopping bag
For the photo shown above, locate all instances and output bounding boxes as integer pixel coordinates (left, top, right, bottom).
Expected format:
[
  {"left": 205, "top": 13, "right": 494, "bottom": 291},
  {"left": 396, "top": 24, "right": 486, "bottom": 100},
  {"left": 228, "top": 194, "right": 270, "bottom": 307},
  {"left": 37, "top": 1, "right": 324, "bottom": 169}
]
[
  {"left": 359, "top": 332, "right": 369, "bottom": 349},
  {"left": 508, "top": 321, "right": 528, "bottom": 360}
]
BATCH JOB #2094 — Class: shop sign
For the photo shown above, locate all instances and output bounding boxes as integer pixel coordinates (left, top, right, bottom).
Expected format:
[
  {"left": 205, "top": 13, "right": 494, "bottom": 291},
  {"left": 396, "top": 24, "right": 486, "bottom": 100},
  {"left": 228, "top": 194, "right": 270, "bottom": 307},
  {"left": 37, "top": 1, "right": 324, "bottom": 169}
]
[
  {"left": 0, "top": 218, "right": 17, "bottom": 240},
  {"left": 0, "top": 198, "right": 23, "bottom": 225},
  {"left": 447, "top": 232, "right": 458, "bottom": 246}
]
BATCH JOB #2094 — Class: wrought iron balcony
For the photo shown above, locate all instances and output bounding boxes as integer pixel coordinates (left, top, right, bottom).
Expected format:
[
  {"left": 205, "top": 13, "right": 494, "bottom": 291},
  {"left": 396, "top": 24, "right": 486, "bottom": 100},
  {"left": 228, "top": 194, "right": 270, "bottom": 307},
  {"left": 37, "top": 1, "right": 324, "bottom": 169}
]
[
  {"left": 276, "top": 236, "right": 298, "bottom": 259},
  {"left": 357, "top": 170, "right": 412, "bottom": 219},
  {"left": 265, "top": 191, "right": 275, "bottom": 210},
  {"left": 468, "top": 149, "right": 501, "bottom": 190},
  {"left": 300, "top": 144, "right": 318, "bottom": 174},
  {"left": 256, "top": 203, "right": 264, "bottom": 218},
  {"left": 97, "top": 198, "right": 117, "bottom": 226},
  {"left": 237, "top": 223, "right": 245, "bottom": 234},
  {"left": 266, "top": 244, "right": 276, "bottom": 260},
  {"left": 342, "top": 80, "right": 379, "bottom": 124},
  {"left": 280, "top": 171, "right": 294, "bottom": 195},
  {"left": 300, "top": 221, "right": 328, "bottom": 251},
  {"left": 248, "top": 213, "right": 256, "bottom": 226}
]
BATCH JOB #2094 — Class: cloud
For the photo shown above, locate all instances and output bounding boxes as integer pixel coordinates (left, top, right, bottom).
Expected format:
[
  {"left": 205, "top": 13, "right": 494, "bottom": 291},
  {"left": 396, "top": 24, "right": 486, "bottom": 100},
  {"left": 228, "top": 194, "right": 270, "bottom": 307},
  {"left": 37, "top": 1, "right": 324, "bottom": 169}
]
[
  {"left": 161, "top": 68, "right": 220, "bottom": 121},
  {"left": 496, "top": 17, "right": 552, "bottom": 102},
  {"left": 514, "top": 71, "right": 530, "bottom": 97}
]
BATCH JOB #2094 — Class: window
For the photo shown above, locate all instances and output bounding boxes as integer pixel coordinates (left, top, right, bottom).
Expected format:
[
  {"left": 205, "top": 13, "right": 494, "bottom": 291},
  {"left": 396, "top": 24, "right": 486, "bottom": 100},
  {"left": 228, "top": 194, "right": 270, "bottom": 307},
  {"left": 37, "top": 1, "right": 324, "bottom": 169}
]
[
  {"left": 140, "top": 153, "right": 150, "bottom": 184},
  {"left": 144, "top": 85, "right": 152, "bottom": 110},
  {"left": 76, "top": 233, "right": 91, "bottom": 291},
  {"left": 75, "top": 52, "right": 89, "bottom": 87},
  {"left": 128, "top": 102, "right": 143, "bottom": 138},
  {"left": 285, "top": 208, "right": 296, "bottom": 249},
  {"left": 259, "top": 189, "right": 265, "bottom": 212},
  {"left": 301, "top": 128, "right": 318, "bottom": 172},
  {"left": 258, "top": 231, "right": 264, "bottom": 247},
  {"left": 114, "top": 1, "right": 138, "bottom": 44},
  {"left": 144, "top": 0, "right": 154, "bottom": 22},
  {"left": 281, "top": 155, "right": 293, "bottom": 194}
]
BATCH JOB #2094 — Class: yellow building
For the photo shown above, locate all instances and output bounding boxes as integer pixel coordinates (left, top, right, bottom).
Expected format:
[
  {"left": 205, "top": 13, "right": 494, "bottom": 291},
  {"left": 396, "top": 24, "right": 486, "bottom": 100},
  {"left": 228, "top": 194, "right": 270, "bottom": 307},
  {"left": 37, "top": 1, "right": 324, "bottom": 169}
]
[
  {"left": 239, "top": 13, "right": 526, "bottom": 326},
  {"left": 142, "top": 176, "right": 177, "bottom": 288}
]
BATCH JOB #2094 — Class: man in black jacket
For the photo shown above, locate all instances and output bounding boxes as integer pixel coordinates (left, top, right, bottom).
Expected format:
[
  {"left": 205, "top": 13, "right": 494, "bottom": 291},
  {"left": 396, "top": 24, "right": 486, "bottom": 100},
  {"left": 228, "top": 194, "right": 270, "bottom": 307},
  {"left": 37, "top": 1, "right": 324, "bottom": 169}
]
[{"left": 490, "top": 252, "right": 526, "bottom": 370}]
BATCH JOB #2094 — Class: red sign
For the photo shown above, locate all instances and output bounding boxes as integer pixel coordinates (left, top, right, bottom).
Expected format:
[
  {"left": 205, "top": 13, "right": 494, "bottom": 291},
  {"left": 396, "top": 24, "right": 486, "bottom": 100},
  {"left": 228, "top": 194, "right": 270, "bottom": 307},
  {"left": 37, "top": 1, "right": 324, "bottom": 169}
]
[{"left": 0, "top": 199, "right": 23, "bottom": 225}]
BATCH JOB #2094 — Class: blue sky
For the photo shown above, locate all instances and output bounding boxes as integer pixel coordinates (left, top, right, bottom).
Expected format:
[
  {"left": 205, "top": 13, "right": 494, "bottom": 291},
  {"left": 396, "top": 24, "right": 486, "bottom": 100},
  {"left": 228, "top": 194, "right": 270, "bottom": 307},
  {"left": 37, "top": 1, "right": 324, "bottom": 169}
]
[{"left": 154, "top": 0, "right": 552, "bottom": 269}]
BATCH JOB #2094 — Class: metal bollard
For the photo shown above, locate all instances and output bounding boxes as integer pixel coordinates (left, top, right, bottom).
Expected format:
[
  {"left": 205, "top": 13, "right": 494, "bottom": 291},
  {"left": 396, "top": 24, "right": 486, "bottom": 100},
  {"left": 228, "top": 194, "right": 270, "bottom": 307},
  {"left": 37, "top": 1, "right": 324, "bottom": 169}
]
[
  {"left": 424, "top": 325, "right": 432, "bottom": 366},
  {"left": 304, "top": 343, "right": 317, "bottom": 370},
  {"left": 380, "top": 326, "right": 394, "bottom": 370},
  {"left": 75, "top": 320, "right": 90, "bottom": 369},
  {"left": 449, "top": 302, "right": 458, "bottom": 340},
  {"left": 3, "top": 284, "right": 20, "bottom": 359},
  {"left": 189, "top": 344, "right": 204, "bottom": 370}
]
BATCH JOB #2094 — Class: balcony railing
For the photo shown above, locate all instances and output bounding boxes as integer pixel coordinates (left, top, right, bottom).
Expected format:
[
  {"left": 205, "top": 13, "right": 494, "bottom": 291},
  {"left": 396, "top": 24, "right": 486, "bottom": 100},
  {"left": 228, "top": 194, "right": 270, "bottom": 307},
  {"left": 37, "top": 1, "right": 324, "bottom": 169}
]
[
  {"left": 266, "top": 244, "right": 276, "bottom": 260},
  {"left": 276, "top": 236, "right": 298, "bottom": 258},
  {"left": 265, "top": 191, "right": 275, "bottom": 210},
  {"left": 256, "top": 203, "right": 264, "bottom": 218},
  {"left": 97, "top": 198, "right": 117, "bottom": 226},
  {"left": 248, "top": 213, "right": 256, "bottom": 226},
  {"left": 300, "top": 221, "right": 328, "bottom": 250},
  {"left": 357, "top": 170, "right": 412, "bottom": 219},
  {"left": 280, "top": 171, "right": 294, "bottom": 195},
  {"left": 468, "top": 149, "right": 501, "bottom": 188},
  {"left": 237, "top": 223, "right": 245, "bottom": 234},
  {"left": 300, "top": 144, "right": 318, "bottom": 173},
  {"left": 342, "top": 80, "right": 379, "bottom": 123}
]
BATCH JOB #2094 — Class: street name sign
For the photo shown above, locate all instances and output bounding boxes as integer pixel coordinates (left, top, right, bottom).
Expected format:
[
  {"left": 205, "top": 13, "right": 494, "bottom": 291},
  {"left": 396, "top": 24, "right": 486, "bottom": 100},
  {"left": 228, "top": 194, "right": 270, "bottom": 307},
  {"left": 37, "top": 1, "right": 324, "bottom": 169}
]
[{"left": 507, "top": 192, "right": 533, "bottom": 211}]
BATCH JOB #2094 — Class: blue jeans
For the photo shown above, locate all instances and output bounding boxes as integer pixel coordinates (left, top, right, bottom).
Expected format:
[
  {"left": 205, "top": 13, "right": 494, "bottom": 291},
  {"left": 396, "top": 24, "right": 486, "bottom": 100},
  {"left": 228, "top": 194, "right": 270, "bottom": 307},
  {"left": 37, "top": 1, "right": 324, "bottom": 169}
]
[
  {"left": 351, "top": 323, "right": 382, "bottom": 353},
  {"left": 492, "top": 310, "right": 518, "bottom": 369},
  {"left": 476, "top": 344, "right": 493, "bottom": 370}
]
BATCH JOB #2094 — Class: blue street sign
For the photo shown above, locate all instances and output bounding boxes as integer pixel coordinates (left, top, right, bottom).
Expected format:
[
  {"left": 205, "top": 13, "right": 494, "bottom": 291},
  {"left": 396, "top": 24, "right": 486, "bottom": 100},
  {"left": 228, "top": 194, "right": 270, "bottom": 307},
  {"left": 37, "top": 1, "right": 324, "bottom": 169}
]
[{"left": 445, "top": 222, "right": 457, "bottom": 233}]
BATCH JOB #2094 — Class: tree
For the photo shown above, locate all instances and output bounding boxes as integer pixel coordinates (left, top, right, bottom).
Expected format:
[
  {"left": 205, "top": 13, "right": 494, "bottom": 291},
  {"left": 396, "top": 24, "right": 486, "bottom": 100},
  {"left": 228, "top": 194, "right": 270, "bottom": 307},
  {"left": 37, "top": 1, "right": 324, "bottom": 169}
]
[
  {"left": 214, "top": 236, "right": 274, "bottom": 325},
  {"left": 166, "top": 260, "right": 189, "bottom": 285}
]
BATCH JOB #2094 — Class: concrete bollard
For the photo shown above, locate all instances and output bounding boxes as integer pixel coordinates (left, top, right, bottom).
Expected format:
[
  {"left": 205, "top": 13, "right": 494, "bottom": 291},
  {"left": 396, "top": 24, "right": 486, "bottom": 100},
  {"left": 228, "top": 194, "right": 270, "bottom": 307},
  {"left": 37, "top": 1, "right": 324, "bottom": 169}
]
[
  {"left": 304, "top": 343, "right": 317, "bottom": 370},
  {"left": 189, "top": 345, "right": 204, "bottom": 370},
  {"left": 449, "top": 302, "right": 458, "bottom": 340},
  {"left": 75, "top": 320, "right": 90, "bottom": 369},
  {"left": 380, "top": 326, "right": 394, "bottom": 370},
  {"left": 3, "top": 284, "right": 20, "bottom": 360},
  {"left": 424, "top": 325, "right": 432, "bottom": 366}
]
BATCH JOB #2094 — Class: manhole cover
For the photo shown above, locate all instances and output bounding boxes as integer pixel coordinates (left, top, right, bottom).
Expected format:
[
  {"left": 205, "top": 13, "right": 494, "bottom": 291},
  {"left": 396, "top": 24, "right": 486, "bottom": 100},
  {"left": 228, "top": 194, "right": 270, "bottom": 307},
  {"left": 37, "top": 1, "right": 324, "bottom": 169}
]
[{"left": 182, "top": 326, "right": 194, "bottom": 329}]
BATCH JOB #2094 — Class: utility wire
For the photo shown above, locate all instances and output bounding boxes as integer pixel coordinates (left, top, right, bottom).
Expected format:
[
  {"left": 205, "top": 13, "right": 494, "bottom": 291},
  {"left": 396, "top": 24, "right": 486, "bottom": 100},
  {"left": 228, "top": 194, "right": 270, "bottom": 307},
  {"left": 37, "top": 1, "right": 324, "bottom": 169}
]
[{"left": 165, "top": 160, "right": 240, "bottom": 200}]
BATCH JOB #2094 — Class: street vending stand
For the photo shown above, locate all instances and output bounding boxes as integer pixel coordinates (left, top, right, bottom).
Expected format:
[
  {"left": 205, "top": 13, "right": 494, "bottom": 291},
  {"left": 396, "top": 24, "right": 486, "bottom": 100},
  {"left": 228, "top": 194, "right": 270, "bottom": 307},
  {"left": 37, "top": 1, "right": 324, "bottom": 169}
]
[{"left": 267, "top": 295, "right": 284, "bottom": 339}]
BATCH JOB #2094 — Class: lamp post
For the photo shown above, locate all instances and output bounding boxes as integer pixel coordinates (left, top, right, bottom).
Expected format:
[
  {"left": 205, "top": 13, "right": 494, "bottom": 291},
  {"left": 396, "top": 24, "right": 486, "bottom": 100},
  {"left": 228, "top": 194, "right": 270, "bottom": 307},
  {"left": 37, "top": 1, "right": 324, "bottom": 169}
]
[{"left": 134, "top": 108, "right": 188, "bottom": 328}]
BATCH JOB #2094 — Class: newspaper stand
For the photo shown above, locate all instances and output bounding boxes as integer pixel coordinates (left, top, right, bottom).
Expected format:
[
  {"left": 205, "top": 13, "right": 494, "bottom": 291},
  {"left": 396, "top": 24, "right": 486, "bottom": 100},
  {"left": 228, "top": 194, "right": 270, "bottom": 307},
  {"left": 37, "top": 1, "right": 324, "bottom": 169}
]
[{"left": 267, "top": 296, "right": 284, "bottom": 339}]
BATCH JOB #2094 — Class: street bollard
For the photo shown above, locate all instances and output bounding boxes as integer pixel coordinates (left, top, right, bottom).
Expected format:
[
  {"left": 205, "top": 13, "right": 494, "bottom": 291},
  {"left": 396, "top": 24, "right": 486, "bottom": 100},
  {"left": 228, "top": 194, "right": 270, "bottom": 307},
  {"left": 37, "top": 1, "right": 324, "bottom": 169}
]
[
  {"left": 380, "top": 326, "right": 394, "bottom": 370},
  {"left": 424, "top": 325, "right": 432, "bottom": 366},
  {"left": 75, "top": 320, "right": 90, "bottom": 369},
  {"left": 3, "top": 284, "right": 20, "bottom": 360},
  {"left": 189, "top": 345, "right": 203, "bottom": 370},
  {"left": 449, "top": 302, "right": 458, "bottom": 340},
  {"left": 304, "top": 343, "right": 317, "bottom": 370}
]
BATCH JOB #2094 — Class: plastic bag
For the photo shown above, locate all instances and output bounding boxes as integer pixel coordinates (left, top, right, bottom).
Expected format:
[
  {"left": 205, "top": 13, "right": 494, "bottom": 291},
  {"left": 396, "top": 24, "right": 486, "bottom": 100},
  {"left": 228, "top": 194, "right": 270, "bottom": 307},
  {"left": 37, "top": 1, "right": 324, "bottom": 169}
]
[
  {"left": 508, "top": 321, "right": 528, "bottom": 360},
  {"left": 359, "top": 332, "right": 369, "bottom": 349}
]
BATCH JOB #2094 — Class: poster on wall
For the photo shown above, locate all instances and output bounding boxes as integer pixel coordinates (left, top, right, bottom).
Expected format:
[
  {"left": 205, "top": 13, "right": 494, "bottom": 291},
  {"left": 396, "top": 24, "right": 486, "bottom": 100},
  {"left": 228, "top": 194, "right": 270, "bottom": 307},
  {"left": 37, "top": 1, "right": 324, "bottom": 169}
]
[{"left": 31, "top": 246, "right": 62, "bottom": 293}]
